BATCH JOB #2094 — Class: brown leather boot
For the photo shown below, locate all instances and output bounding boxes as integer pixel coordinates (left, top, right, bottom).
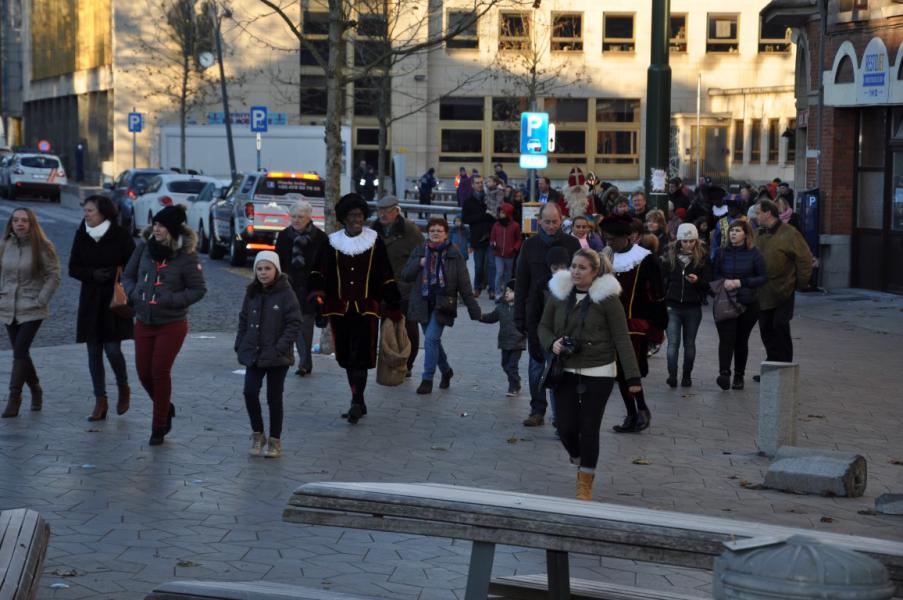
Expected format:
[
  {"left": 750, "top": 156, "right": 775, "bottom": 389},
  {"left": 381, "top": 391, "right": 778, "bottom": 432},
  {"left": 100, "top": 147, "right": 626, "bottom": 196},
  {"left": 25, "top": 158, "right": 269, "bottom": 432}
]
[
  {"left": 576, "top": 471, "right": 595, "bottom": 501},
  {"left": 3, "top": 359, "right": 29, "bottom": 418},
  {"left": 25, "top": 359, "right": 42, "bottom": 411},
  {"left": 87, "top": 396, "right": 108, "bottom": 422},
  {"left": 116, "top": 384, "right": 130, "bottom": 415}
]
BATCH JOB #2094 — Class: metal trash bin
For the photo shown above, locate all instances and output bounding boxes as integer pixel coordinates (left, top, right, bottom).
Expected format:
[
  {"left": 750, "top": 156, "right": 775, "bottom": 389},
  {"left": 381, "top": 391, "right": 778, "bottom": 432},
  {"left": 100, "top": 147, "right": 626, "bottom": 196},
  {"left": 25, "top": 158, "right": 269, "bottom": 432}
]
[{"left": 713, "top": 534, "right": 896, "bottom": 599}]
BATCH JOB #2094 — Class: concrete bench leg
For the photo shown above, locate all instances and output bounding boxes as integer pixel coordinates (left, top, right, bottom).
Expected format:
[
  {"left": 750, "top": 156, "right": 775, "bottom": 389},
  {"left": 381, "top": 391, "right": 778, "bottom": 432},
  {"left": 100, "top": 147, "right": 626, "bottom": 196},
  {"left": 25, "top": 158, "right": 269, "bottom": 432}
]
[
  {"left": 546, "top": 549, "right": 570, "bottom": 600},
  {"left": 464, "top": 540, "right": 496, "bottom": 600},
  {"left": 757, "top": 361, "right": 799, "bottom": 457}
]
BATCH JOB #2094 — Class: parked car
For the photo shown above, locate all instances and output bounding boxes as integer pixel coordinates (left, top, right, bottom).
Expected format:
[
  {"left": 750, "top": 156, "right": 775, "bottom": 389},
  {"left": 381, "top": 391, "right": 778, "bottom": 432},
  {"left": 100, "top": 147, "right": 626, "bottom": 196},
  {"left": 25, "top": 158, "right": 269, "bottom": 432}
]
[
  {"left": 2, "top": 152, "right": 67, "bottom": 201},
  {"left": 132, "top": 173, "right": 220, "bottom": 231},
  {"left": 186, "top": 178, "right": 234, "bottom": 254},
  {"left": 105, "top": 168, "right": 167, "bottom": 234},
  {"left": 209, "top": 171, "right": 326, "bottom": 266}
]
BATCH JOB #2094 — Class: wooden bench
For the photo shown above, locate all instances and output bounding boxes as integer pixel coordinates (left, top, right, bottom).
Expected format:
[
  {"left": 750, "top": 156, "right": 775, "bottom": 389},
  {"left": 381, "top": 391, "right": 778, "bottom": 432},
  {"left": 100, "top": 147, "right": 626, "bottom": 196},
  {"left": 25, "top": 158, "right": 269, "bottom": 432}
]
[
  {"left": 145, "top": 580, "right": 382, "bottom": 600},
  {"left": 489, "top": 574, "right": 709, "bottom": 600},
  {"left": 0, "top": 509, "right": 50, "bottom": 600},
  {"left": 283, "top": 482, "right": 903, "bottom": 600}
]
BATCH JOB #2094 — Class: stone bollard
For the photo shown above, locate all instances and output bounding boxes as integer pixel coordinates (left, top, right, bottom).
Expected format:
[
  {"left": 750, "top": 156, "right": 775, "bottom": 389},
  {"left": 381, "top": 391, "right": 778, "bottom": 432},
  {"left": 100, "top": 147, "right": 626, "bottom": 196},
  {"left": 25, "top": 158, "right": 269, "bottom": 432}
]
[
  {"left": 756, "top": 361, "right": 799, "bottom": 457},
  {"left": 764, "top": 446, "right": 867, "bottom": 497},
  {"left": 714, "top": 535, "right": 896, "bottom": 599}
]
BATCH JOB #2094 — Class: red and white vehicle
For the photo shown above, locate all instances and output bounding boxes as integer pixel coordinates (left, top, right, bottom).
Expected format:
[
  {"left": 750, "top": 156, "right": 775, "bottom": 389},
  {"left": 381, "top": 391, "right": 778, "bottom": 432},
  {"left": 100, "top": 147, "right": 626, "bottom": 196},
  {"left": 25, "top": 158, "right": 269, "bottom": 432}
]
[
  {"left": 132, "top": 173, "right": 220, "bottom": 230},
  {"left": 3, "top": 153, "right": 67, "bottom": 201}
]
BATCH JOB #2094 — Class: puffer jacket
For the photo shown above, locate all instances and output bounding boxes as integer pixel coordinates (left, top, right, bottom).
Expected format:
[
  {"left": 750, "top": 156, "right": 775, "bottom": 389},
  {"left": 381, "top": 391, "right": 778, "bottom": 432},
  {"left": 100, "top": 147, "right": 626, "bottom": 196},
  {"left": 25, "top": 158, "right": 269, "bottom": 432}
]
[
  {"left": 0, "top": 234, "right": 61, "bottom": 325},
  {"left": 234, "top": 275, "right": 302, "bottom": 368},
  {"left": 538, "top": 271, "right": 641, "bottom": 384},
  {"left": 401, "top": 243, "right": 480, "bottom": 327},
  {"left": 489, "top": 219, "right": 522, "bottom": 258},
  {"left": 122, "top": 225, "right": 207, "bottom": 325},
  {"left": 661, "top": 252, "right": 711, "bottom": 306},
  {"left": 713, "top": 244, "right": 768, "bottom": 306},
  {"left": 480, "top": 300, "right": 526, "bottom": 351}
]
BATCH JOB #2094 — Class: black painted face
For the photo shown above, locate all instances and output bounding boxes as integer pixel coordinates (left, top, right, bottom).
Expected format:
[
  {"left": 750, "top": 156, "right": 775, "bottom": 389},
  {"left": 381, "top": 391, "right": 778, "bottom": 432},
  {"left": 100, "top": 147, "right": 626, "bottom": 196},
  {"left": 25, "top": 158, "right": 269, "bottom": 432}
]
[{"left": 344, "top": 209, "right": 365, "bottom": 236}]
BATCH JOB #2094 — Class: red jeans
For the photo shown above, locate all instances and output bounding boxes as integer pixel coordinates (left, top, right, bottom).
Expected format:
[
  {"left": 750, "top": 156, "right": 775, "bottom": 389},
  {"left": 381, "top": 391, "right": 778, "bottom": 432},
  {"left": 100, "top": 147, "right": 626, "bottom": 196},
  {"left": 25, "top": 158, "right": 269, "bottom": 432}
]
[{"left": 134, "top": 320, "right": 188, "bottom": 428}]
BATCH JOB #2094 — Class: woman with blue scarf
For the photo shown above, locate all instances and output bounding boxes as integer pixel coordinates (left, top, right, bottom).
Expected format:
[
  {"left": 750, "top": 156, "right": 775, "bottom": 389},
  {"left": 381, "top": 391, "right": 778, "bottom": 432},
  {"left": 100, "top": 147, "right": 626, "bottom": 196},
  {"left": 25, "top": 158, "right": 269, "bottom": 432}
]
[{"left": 402, "top": 218, "right": 482, "bottom": 394}]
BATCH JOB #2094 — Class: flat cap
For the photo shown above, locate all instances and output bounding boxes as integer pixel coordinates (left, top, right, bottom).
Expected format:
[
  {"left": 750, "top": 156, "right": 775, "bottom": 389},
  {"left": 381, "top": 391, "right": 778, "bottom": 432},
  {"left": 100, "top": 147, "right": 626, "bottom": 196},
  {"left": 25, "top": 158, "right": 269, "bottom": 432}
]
[{"left": 376, "top": 194, "right": 400, "bottom": 209}]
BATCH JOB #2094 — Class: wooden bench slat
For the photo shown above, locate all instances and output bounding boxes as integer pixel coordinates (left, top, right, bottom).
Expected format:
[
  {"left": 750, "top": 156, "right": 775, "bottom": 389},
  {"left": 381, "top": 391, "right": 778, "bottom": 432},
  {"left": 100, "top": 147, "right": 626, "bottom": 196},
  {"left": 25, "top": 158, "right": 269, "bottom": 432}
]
[
  {"left": 489, "top": 575, "right": 710, "bottom": 600},
  {"left": 0, "top": 509, "right": 49, "bottom": 600},
  {"left": 145, "top": 580, "right": 382, "bottom": 600}
]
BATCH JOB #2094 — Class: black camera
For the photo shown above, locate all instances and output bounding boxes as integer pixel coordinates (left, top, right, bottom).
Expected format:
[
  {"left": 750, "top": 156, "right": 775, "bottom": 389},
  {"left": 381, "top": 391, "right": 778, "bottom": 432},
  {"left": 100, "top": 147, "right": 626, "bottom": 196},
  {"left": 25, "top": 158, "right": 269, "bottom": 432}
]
[{"left": 559, "top": 337, "right": 581, "bottom": 356}]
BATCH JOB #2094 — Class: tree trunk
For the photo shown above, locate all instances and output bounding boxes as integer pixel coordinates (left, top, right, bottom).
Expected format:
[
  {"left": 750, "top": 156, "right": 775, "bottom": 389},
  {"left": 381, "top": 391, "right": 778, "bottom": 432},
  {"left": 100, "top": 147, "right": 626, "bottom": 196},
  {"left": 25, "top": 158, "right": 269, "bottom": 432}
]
[
  {"left": 323, "top": 0, "right": 347, "bottom": 233},
  {"left": 180, "top": 55, "right": 189, "bottom": 172},
  {"left": 376, "top": 75, "right": 389, "bottom": 196}
]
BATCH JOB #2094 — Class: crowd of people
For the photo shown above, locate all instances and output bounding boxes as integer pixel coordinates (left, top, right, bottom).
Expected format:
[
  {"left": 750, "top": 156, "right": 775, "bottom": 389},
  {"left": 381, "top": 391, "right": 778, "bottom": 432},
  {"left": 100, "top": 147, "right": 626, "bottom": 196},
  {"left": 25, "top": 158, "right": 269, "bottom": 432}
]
[{"left": 0, "top": 170, "right": 814, "bottom": 500}]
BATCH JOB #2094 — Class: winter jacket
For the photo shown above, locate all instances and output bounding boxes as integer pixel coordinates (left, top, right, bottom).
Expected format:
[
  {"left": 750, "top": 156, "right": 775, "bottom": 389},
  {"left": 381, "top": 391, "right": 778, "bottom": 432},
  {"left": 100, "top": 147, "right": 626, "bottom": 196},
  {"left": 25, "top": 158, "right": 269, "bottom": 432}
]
[
  {"left": 573, "top": 233, "right": 604, "bottom": 252},
  {"left": 538, "top": 271, "right": 641, "bottom": 384},
  {"left": 713, "top": 244, "right": 768, "bottom": 306},
  {"left": 234, "top": 275, "right": 302, "bottom": 368},
  {"left": 371, "top": 215, "right": 423, "bottom": 302},
  {"left": 401, "top": 243, "right": 480, "bottom": 327},
  {"left": 461, "top": 195, "right": 494, "bottom": 249},
  {"left": 480, "top": 300, "right": 526, "bottom": 351},
  {"left": 0, "top": 234, "right": 61, "bottom": 325},
  {"left": 755, "top": 221, "right": 813, "bottom": 310},
  {"left": 69, "top": 220, "right": 135, "bottom": 343},
  {"left": 450, "top": 225, "right": 470, "bottom": 256},
  {"left": 661, "top": 252, "right": 711, "bottom": 307},
  {"left": 275, "top": 223, "right": 329, "bottom": 314},
  {"left": 489, "top": 219, "right": 522, "bottom": 258},
  {"left": 122, "top": 225, "right": 207, "bottom": 326},
  {"left": 514, "top": 232, "right": 581, "bottom": 361}
]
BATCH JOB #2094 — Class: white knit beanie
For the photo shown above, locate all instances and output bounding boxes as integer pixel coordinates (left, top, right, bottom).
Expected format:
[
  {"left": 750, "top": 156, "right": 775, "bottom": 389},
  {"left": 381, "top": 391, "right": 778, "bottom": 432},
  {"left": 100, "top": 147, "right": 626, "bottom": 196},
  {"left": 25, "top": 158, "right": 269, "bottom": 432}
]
[{"left": 253, "top": 250, "right": 281, "bottom": 273}]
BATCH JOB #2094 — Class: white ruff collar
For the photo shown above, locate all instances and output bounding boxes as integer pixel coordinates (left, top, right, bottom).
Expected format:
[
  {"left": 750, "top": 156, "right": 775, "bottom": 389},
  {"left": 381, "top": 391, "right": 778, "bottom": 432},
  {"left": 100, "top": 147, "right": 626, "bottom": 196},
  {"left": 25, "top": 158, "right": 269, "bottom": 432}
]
[
  {"left": 611, "top": 244, "right": 650, "bottom": 273},
  {"left": 713, "top": 205, "right": 729, "bottom": 217},
  {"left": 329, "top": 228, "right": 377, "bottom": 256}
]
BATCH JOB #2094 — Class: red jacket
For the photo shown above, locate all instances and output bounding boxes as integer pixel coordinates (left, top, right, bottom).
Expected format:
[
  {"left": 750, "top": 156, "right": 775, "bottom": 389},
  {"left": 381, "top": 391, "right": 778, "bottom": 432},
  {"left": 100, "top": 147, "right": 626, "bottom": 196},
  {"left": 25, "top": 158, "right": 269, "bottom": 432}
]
[{"left": 490, "top": 220, "right": 522, "bottom": 258}]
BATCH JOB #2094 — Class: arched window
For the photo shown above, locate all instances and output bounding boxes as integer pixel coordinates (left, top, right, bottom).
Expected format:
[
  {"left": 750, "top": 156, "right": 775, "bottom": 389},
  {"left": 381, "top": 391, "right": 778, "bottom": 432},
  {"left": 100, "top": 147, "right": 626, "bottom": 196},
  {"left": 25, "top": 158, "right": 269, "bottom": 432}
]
[{"left": 835, "top": 55, "right": 855, "bottom": 84}]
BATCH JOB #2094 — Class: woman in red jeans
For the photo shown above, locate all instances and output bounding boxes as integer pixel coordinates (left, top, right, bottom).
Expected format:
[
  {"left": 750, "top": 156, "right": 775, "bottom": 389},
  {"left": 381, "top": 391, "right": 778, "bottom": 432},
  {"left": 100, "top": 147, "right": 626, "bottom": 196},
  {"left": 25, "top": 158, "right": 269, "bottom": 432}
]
[{"left": 123, "top": 205, "right": 206, "bottom": 445}]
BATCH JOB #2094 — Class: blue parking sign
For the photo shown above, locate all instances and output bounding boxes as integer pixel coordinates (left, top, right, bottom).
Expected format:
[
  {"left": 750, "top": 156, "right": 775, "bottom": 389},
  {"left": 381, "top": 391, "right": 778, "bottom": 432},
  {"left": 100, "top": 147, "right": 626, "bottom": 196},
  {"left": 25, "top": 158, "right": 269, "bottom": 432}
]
[
  {"left": 128, "top": 112, "right": 143, "bottom": 133},
  {"left": 250, "top": 106, "right": 268, "bottom": 133},
  {"left": 520, "top": 112, "right": 549, "bottom": 155}
]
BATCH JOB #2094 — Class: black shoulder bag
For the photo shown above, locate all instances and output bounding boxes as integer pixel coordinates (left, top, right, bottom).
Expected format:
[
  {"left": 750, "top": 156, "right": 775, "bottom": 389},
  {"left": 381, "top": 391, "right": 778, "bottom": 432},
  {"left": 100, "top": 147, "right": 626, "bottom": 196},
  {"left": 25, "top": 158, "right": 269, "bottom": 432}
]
[{"left": 540, "top": 295, "right": 592, "bottom": 390}]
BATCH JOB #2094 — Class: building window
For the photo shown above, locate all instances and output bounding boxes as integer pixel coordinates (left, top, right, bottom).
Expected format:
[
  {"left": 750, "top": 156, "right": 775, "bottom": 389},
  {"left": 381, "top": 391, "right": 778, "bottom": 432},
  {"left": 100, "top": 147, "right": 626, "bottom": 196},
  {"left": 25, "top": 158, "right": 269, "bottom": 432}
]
[
  {"left": 551, "top": 13, "right": 583, "bottom": 52},
  {"left": 492, "top": 97, "right": 527, "bottom": 122},
  {"left": 838, "top": 0, "right": 869, "bottom": 10},
  {"left": 767, "top": 120, "right": 780, "bottom": 163},
  {"left": 357, "top": 13, "right": 387, "bottom": 37},
  {"left": 603, "top": 14, "right": 635, "bottom": 53},
  {"left": 669, "top": 14, "right": 687, "bottom": 53},
  {"left": 787, "top": 118, "right": 796, "bottom": 163},
  {"left": 299, "top": 75, "right": 328, "bottom": 115},
  {"left": 733, "top": 120, "right": 744, "bottom": 162},
  {"left": 596, "top": 98, "right": 641, "bottom": 176},
  {"left": 759, "top": 15, "right": 790, "bottom": 53},
  {"left": 440, "top": 129, "right": 482, "bottom": 155},
  {"left": 439, "top": 97, "right": 484, "bottom": 120},
  {"left": 493, "top": 130, "right": 519, "bottom": 156},
  {"left": 707, "top": 14, "right": 739, "bottom": 53},
  {"left": 545, "top": 98, "right": 588, "bottom": 122},
  {"left": 356, "top": 128, "right": 380, "bottom": 145},
  {"left": 552, "top": 131, "right": 586, "bottom": 164},
  {"left": 300, "top": 11, "right": 329, "bottom": 66},
  {"left": 491, "top": 98, "right": 525, "bottom": 164},
  {"left": 836, "top": 56, "right": 855, "bottom": 83},
  {"left": 447, "top": 10, "right": 478, "bottom": 50},
  {"left": 750, "top": 119, "right": 762, "bottom": 163},
  {"left": 499, "top": 12, "right": 530, "bottom": 50},
  {"left": 353, "top": 76, "right": 382, "bottom": 117}
]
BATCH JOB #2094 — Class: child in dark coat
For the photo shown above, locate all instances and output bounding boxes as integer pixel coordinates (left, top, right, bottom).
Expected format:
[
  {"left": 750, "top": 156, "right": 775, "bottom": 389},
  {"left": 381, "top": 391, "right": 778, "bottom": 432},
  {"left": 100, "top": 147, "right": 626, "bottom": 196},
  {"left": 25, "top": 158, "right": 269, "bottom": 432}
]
[
  {"left": 479, "top": 279, "right": 526, "bottom": 396},
  {"left": 235, "top": 251, "right": 302, "bottom": 458}
]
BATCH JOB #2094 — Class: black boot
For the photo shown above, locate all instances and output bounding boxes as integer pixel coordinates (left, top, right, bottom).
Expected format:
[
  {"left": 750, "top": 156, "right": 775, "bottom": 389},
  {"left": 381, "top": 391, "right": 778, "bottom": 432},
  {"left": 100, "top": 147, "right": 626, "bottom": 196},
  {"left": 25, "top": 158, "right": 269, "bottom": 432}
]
[
  {"left": 666, "top": 370, "right": 677, "bottom": 388},
  {"left": 732, "top": 373, "right": 744, "bottom": 390},
  {"left": 149, "top": 427, "right": 167, "bottom": 446},
  {"left": 637, "top": 409, "right": 652, "bottom": 431},
  {"left": 25, "top": 359, "right": 42, "bottom": 411},
  {"left": 416, "top": 380, "right": 433, "bottom": 395},
  {"left": 613, "top": 415, "right": 639, "bottom": 433},
  {"left": 717, "top": 370, "right": 731, "bottom": 390},
  {"left": 439, "top": 369, "right": 453, "bottom": 389},
  {"left": 164, "top": 404, "right": 176, "bottom": 434},
  {"left": 680, "top": 370, "right": 692, "bottom": 388},
  {"left": 3, "top": 359, "right": 29, "bottom": 418}
]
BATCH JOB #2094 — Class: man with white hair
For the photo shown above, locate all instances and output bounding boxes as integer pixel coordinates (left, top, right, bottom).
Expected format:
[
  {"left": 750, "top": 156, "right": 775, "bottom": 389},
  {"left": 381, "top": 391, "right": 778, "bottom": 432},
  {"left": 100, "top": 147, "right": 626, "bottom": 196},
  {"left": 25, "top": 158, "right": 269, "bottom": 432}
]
[{"left": 275, "top": 198, "right": 329, "bottom": 376}]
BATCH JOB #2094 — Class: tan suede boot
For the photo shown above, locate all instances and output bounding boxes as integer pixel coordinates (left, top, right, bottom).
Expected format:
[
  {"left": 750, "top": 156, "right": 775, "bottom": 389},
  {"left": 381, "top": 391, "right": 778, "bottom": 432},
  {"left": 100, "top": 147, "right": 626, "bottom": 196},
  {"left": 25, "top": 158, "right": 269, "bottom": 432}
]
[
  {"left": 3, "top": 359, "right": 29, "bottom": 418},
  {"left": 116, "top": 384, "right": 130, "bottom": 415},
  {"left": 576, "top": 471, "right": 595, "bottom": 501},
  {"left": 87, "top": 396, "right": 108, "bottom": 422}
]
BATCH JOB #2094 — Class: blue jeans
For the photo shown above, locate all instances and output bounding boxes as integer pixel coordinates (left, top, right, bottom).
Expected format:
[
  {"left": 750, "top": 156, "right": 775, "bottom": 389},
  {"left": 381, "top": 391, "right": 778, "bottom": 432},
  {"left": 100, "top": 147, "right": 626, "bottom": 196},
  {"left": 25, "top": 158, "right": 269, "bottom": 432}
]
[
  {"left": 501, "top": 349, "right": 522, "bottom": 390},
  {"left": 666, "top": 304, "right": 702, "bottom": 374},
  {"left": 527, "top": 354, "right": 556, "bottom": 420},
  {"left": 421, "top": 312, "right": 451, "bottom": 381},
  {"left": 472, "top": 246, "right": 496, "bottom": 294},
  {"left": 494, "top": 256, "right": 514, "bottom": 297},
  {"left": 86, "top": 340, "right": 129, "bottom": 398}
]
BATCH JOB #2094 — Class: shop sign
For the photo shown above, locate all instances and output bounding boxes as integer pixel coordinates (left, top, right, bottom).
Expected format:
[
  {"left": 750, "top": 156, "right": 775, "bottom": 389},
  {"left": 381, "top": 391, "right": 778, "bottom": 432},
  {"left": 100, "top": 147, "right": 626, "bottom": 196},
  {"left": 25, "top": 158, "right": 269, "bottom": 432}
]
[{"left": 858, "top": 37, "right": 890, "bottom": 105}]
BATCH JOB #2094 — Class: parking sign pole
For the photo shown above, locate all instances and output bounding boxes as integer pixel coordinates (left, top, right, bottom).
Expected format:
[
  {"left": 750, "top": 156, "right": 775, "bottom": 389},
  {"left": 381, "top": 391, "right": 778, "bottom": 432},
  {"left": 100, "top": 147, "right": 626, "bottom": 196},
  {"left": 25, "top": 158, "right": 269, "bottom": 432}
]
[{"left": 132, "top": 106, "right": 136, "bottom": 168}]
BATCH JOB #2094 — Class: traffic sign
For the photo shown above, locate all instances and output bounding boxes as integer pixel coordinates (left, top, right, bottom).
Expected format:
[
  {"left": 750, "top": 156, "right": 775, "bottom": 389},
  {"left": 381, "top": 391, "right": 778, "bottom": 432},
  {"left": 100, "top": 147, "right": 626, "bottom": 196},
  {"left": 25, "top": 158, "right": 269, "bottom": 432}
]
[
  {"left": 128, "top": 112, "right": 143, "bottom": 133},
  {"left": 519, "top": 154, "right": 548, "bottom": 169},
  {"left": 520, "top": 112, "right": 549, "bottom": 155},
  {"left": 37, "top": 139, "right": 51, "bottom": 153},
  {"left": 250, "top": 106, "right": 268, "bottom": 133}
]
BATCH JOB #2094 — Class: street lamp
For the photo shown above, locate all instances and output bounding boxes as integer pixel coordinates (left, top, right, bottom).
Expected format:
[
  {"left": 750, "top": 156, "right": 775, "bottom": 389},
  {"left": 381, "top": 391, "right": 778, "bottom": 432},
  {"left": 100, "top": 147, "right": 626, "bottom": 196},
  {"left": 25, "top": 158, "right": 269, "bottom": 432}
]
[{"left": 204, "top": 2, "right": 237, "bottom": 179}]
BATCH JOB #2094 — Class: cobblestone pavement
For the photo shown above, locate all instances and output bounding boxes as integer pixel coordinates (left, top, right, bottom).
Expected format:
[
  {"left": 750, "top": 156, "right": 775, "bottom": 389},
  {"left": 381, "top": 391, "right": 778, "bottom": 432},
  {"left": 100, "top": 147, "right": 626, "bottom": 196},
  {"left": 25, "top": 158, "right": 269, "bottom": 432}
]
[{"left": 0, "top": 199, "right": 901, "bottom": 599}]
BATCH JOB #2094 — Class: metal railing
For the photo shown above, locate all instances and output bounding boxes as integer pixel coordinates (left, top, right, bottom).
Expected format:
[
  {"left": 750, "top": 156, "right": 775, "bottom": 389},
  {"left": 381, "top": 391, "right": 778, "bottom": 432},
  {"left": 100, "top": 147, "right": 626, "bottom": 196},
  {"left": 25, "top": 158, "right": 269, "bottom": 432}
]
[{"left": 366, "top": 201, "right": 461, "bottom": 229}]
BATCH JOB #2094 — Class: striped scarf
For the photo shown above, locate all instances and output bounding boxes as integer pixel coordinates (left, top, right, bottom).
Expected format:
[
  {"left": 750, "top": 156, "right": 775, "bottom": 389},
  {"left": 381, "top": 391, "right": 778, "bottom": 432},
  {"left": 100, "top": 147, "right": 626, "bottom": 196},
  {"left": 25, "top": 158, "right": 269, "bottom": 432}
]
[{"left": 421, "top": 241, "right": 449, "bottom": 298}]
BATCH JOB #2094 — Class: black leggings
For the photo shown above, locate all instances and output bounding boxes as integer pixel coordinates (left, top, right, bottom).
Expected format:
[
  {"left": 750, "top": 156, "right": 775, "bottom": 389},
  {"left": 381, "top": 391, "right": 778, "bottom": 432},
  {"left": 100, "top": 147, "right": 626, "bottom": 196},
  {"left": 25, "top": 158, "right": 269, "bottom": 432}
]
[
  {"left": 243, "top": 365, "right": 289, "bottom": 439},
  {"left": 5, "top": 320, "right": 42, "bottom": 360},
  {"left": 715, "top": 303, "right": 760, "bottom": 375},
  {"left": 554, "top": 372, "right": 615, "bottom": 470}
]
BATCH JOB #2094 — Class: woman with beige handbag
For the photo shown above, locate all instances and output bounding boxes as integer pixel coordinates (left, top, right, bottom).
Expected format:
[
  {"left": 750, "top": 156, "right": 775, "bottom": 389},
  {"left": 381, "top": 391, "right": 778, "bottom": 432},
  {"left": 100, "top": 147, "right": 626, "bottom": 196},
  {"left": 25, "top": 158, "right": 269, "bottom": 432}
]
[{"left": 68, "top": 195, "right": 136, "bottom": 421}]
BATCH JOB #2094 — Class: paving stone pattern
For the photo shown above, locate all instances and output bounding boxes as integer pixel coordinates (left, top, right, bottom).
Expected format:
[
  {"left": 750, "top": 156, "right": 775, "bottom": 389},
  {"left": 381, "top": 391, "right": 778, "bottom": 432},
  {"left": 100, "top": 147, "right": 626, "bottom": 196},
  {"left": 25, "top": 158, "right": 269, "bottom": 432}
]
[{"left": 0, "top": 206, "right": 900, "bottom": 597}]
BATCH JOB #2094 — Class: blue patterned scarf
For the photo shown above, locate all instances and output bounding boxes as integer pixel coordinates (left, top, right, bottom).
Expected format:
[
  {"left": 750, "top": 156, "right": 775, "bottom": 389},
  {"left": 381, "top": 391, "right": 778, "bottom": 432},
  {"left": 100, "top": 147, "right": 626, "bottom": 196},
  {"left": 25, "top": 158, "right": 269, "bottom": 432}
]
[{"left": 421, "top": 241, "right": 450, "bottom": 297}]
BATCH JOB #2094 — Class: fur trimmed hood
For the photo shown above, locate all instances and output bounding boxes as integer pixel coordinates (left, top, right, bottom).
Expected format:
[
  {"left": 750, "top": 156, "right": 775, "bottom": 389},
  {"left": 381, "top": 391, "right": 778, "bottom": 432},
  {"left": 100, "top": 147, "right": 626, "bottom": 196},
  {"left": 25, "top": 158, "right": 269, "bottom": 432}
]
[
  {"left": 140, "top": 224, "right": 198, "bottom": 255},
  {"left": 548, "top": 269, "right": 621, "bottom": 303}
]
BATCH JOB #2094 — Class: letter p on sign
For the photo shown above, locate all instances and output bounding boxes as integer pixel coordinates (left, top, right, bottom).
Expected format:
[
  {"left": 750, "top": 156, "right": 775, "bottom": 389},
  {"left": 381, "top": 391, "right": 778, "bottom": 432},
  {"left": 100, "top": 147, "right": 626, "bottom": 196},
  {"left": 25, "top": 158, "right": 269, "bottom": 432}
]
[{"left": 250, "top": 106, "right": 268, "bottom": 133}]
